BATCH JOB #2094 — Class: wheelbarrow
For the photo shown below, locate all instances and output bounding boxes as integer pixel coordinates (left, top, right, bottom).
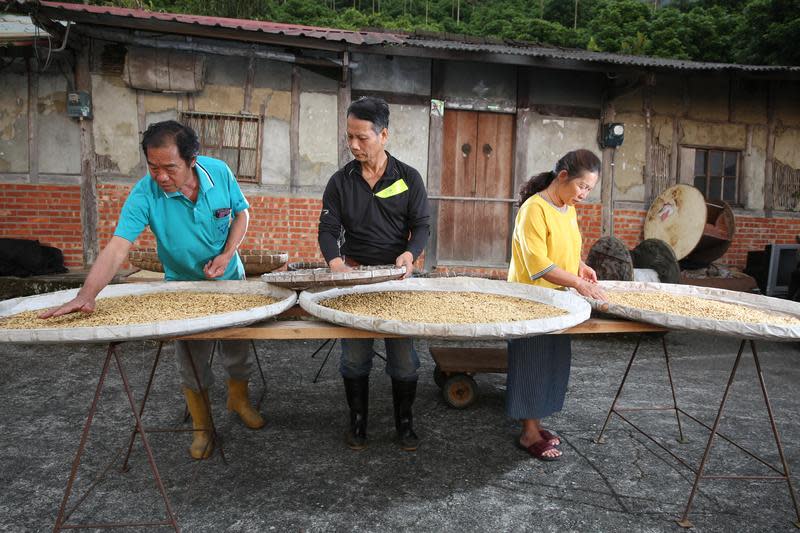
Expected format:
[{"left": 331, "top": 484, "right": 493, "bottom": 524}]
[{"left": 429, "top": 346, "right": 507, "bottom": 408}]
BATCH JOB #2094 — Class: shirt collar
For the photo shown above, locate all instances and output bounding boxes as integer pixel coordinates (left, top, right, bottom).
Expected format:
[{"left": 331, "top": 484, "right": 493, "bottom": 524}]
[
  {"left": 160, "top": 161, "right": 214, "bottom": 199},
  {"left": 349, "top": 151, "right": 397, "bottom": 183}
]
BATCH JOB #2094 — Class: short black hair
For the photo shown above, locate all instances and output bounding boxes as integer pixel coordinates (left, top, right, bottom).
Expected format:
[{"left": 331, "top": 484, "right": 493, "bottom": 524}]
[
  {"left": 347, "top": 96, "right": 389, "bottom": 134},
  {"left": 141, "top": 120, "right": 200, "bottom": 164}
]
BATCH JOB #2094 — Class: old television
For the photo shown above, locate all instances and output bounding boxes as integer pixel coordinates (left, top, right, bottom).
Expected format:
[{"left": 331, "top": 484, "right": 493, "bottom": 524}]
[
  {"left": 745, "top": 243, "right": 800, "bottom": 297},
  {"left": 765, "top": 244, "right": 800, "bottom": 297}
]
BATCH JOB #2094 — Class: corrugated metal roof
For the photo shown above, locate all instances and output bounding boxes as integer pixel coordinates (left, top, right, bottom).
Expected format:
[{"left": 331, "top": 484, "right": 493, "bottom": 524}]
[
  {"left": 14, "top": 0, "right": 799, "bottom": 73},
  {"left": 402, "top": 37, "right": 800, "bottom": 73},
  {"left": 0, "top": 13, "right": 48, "bottom": 42},
  {"left": 33, "top": 1, "right": 405, "bottom": 46},
  {"left": 405, "top": 36, "right": 800, "bottom": 72}
]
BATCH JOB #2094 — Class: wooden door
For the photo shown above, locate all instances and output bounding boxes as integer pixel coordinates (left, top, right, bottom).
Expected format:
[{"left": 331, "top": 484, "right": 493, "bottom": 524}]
[{"left": 437, "top": 110, "right": 514, "bottom": 266}]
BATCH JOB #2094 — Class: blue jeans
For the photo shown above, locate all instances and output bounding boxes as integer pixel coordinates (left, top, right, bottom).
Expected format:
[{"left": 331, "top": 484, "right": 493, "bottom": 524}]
[{"left": 339, "top": 338, "right": 420, "bottom": 382}]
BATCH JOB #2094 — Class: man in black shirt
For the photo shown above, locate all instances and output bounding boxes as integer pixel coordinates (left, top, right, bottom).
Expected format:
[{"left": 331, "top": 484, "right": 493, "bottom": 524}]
[{"left": 318, "top": 97, "right": 430, "bottom": 451}]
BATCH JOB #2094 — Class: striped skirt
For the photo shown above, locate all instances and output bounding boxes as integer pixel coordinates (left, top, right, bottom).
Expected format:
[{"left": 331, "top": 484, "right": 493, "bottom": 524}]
[{"left": 505, "top": 334, "right": 572, "bottom": 420}]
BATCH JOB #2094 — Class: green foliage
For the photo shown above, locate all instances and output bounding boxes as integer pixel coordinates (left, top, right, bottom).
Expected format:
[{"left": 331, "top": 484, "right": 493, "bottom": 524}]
[{"left": 85, "top": 0, "right": 799, "bottom": 65}]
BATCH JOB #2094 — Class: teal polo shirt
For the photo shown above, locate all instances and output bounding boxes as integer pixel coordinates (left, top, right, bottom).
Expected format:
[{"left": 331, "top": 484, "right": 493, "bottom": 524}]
[{"left": 114, "top": 156, "right": 249, "bottom": 281}]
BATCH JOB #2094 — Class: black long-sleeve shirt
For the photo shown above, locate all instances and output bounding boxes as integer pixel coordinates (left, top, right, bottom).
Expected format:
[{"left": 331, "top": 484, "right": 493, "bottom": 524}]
[{"left": 318, "top": 154, "right": 430, "bottom": 266}]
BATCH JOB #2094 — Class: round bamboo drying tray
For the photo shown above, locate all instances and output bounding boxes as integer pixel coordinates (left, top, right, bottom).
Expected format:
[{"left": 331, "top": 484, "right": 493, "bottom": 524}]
[
  {"left": 128, "top": 249, "right": 164, "bottom": 273},
  {"left": 262, "top": 264, "right": 406, "bottom": 290},
  {"left": 127, "top": 249, "right": 288, "bottom": 275}
]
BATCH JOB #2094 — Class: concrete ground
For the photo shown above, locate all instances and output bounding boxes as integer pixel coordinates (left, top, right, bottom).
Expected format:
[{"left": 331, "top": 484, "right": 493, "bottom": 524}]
[{"left": 1, "top": 331, "right": 799, "bottom": 532}]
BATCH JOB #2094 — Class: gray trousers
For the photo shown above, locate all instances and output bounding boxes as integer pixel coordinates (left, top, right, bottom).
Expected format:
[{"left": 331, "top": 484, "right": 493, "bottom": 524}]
[{"left": 175, "top": 339, "right": 253, "bottom": 391}]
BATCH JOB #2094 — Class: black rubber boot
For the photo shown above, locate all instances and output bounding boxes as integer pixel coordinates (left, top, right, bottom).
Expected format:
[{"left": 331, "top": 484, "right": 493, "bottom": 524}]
[
  {"left": 392, "top": 378, "right": 419, "bottom": 451},
  {"left": 343, "top": 376, "right": 369, "bottom": 450}
]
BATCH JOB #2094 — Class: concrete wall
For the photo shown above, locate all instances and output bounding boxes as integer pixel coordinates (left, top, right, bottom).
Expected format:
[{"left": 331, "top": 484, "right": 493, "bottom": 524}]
[
  {"left": 440, "top": 61, "right": 516, "bottom": 112},
  {"left": 0, "top": 71, "right": 28, "bottom": 173},
  {"left": 525, "top": 114, "right": 602, "bottom": 204},
  {"left": 37, "top": 73, "right": 80, "bottom": 176},
  {"left": 91, "top": 73, "right": 140, "bottom": 176},
  {"left": 386, "top": 103, "right": 430, "bottom": 180},
  {"left": 351, "top": 54, "right": 430, "bottom": 95}
]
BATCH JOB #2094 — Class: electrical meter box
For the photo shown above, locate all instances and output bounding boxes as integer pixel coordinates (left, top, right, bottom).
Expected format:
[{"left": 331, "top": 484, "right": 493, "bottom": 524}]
[
  {"left": 601, "top": 123, "right": 624, "bottom": 148},
  {"left": 66, "top": 91, "right": 92, "bottom": 119}
]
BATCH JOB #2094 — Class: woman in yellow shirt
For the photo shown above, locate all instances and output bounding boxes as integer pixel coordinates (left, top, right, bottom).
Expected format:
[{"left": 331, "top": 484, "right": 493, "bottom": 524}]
[{"left": 507, "top": 148, "right": 606, "bottom": 461}]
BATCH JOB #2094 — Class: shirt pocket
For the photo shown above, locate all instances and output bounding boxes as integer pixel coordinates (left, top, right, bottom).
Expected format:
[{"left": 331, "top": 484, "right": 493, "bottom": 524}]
[{"left": 206, "top": 207, "right": 231, "bottom": 244}]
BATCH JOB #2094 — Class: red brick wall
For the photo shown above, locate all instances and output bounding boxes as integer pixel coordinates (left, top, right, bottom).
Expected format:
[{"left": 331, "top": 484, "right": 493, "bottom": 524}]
[
  {"left": 2, "top": 182, "right": 798, "bottom": 275},
  {"left": 0, "top": 184, "right": 84, "bottom": 266}
]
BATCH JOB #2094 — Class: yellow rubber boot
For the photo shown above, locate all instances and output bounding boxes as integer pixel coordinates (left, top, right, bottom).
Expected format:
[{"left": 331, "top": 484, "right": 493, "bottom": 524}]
[
  {"left": 226, "top": 379, "right": 265, "bottom": 429},
  {"left": 182, "top": 387, "right": 214, "bottom": 460}
]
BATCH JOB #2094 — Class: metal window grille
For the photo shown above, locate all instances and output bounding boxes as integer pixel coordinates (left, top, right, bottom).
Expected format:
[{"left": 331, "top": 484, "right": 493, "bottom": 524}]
[
  {"left": 180, "top": 111, "right": 262, "bottom": 183},
  {"left": 692, "top": 148, "right": 739, "bottom": 204}
]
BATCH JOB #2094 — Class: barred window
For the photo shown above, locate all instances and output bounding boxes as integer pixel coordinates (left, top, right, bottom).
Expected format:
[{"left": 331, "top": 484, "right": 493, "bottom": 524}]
[{"left": 179, "top": 111, "right": 262, "bottom": 183}]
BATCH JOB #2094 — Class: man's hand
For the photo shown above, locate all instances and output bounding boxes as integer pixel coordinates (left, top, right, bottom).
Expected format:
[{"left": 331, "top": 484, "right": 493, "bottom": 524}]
[
  {"left": 395, "top": 251, "right": 414, "bottom": 278},
  {"left": 39, "top": 295, "right": 96, "bottom": 319},
  {"left": 328, "top": 257, "right": 353, "bottom": 273},
  {"left": 578, "top": 261, "right": 598, "bottom": 283},
  {"left": 204, "top": 252, "right": 233, "bottom": 279}
]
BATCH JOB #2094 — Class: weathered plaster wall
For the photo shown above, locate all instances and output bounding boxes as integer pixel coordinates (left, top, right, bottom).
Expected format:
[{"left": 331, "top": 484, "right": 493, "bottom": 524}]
[
  {"left": 774, "top": 128, "right": 800, "bottom": 169},
  {"left": 527, "top": 69, "right": 603, "bottom": 109},
  {"left": 440, "top": 61, "right": 516, "bottom": 111},
  {"left": 142, "top": 92, "right": 179, "bottom": 126},
  {"left": 680, "top": 119, "right": 747, "bottom": 148},
  {"left": 742, "top": 125, "right": 767, "bottom": 210},
  {"left": 526, "top": 114, "right": 602, "bottom": 203},
  {"left": 192, "top": 55, "right": 247, "bottom": 113},
  {"left": 652, "top": 115, "right": 674, "bottom": 148},
  {"left": 651, "top": 76, "right": 684, "bottom": 115},
  {"left": 297, "top": 92, "right": 338, "bottom": 189},
  {"left": 687, "top": 75, "right": 729, "bottom": 122},
  {"left": 0, "top": 72, "right": 28, "bottom": 173},
  {"left": 731, "top": 79, "right": 767, "bottom": 125},
  {"left": 612, "top": 111, "right": 646, "bottom": 201},
  {"left": 253, "top": 91, "right": 292, "bottom": 186},
  {"left": 352, "top": 54, "right": 430, "bottom": 95},
  {"left": 91, "top": 73, "right": 140, "bottom": 176},
  {"left": 37, "top": 74, "right": 80, "bottom": 175},
  {"left": 385, "top": 103, "right": 429, "bottom": 180},
  {"left": 775, "top": 81, "right": 800, "bottom": 128}
]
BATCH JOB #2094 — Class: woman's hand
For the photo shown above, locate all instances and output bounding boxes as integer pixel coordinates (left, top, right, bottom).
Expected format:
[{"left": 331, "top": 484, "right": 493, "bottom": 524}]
[
  {"left": 578, "top": 261, "right": 598, "bottom": 283},
  {"left": 574, "top": 278, "right": 607, "bottom": 301}
]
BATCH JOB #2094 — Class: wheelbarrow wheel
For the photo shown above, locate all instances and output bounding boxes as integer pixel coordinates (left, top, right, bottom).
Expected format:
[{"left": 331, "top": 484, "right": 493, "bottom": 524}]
[
  {"left": 442, "top": 374, "right": 478, "bottom": 409},
  {"left": 433, "top": 365, "right": 446, "bottom": 388}
]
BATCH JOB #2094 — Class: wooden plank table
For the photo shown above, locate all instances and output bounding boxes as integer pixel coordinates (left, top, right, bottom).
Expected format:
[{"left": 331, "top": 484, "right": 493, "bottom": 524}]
[{"left": 177, "top": 313, "right": 668, "bottom": 341}]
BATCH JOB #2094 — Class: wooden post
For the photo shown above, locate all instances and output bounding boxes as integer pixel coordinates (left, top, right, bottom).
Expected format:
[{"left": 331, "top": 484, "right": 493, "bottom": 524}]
[
  {"left": 242, "top": 55, "right": 256, "bottom": 114},
  {"left": 643, "top": 75, "right": 654, "bottom": 206},
  {"left": 75, "top": 40, "right": 99, "bottom": 267},
  {"left": 337, "top": 51, "right": 351, "bottom": 168},
  {"left": 26, "top": 58, "right": 39, "bottom": 184},
  {"left": 425, "top": 99, "right": 444, "bottom": 272},
  {"left": 764, "top": 81, "right": 776, "bottom": 215},
  {"left": 600, "top": 102, "right": 616, "bottom": 237},
  {"left": 290, "top": 65, "right": 301, "bottom": 193}
]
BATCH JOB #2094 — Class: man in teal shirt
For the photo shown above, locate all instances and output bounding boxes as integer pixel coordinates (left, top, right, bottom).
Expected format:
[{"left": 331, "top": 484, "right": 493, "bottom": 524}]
[{"left": 42, "top": 121, "right": 264, "bottom": 459}]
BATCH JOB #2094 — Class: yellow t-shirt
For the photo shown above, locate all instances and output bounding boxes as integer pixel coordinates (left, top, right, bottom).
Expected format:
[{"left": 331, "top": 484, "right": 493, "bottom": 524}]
[{"left": 507, "top": 194, "right": 582, "bottom": 289}]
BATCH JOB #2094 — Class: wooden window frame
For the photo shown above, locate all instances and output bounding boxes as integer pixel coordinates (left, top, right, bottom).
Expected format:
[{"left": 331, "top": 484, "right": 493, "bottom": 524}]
[
  {"left": 681, "top": 145, "right": 741, "bottom": 205},
  {"left": 179, "top": 111, "right": 263, "bottom": 184}
]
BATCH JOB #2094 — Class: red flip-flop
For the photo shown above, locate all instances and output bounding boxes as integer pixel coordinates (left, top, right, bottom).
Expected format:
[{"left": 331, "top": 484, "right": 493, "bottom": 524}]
[
  {"left": 517, "top": 439, "right": 562, "bottom": 461},
  {"left": 540, "top": 428, "right": 560, "bottom": 447}
]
